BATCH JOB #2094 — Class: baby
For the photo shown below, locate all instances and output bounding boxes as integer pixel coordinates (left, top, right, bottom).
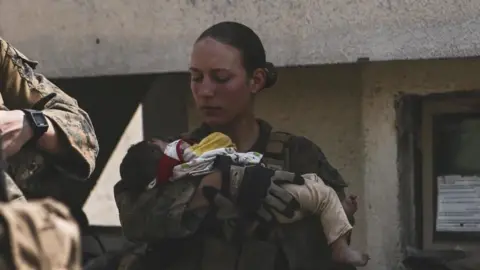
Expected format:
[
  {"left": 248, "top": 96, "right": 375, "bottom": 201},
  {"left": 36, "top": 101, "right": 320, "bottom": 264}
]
[{"left": 120, "top": 133, "right": 369, "bottom": 267}]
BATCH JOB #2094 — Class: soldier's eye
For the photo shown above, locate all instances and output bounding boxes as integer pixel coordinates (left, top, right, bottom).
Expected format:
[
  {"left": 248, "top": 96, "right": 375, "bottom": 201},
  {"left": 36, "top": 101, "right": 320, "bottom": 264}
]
[
  {"left": 190, "top": 74, "right": 203, "bottom": 82},
  {"left": 212, "top": 74, "right": 230, "bottom": 84}
]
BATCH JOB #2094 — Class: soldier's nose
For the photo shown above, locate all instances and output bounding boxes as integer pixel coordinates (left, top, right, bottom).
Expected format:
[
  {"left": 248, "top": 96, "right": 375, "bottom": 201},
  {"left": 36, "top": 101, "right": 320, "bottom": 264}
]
[{"left": 197, "top": 85, "right": 215, "bottom": 97}]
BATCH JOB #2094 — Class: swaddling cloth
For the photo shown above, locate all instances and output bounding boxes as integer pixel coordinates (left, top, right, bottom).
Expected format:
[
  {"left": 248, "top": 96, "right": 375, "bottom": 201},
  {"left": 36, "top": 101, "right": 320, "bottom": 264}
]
[{"left": 157, "top": 132, "right": 263, "bottom": 183}]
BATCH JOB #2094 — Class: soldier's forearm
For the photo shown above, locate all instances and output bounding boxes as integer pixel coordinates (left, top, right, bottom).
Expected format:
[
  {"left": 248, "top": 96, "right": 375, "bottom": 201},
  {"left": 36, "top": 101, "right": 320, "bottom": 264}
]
[
  {"left": 0, "top": 37, "right": 99, "bottom": 179},
  {"left": 42, "top": 108, "right": 98, "bottom": 180},
  {"left": 37, "top": 117, "right": 63, "bottom": 155}
]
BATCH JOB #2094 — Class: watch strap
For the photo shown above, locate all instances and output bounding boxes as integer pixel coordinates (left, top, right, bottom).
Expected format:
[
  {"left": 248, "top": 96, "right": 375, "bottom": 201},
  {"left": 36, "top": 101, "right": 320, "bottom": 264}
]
[{"left": 21, "top": 109, "right": 48, "bottom": 146}]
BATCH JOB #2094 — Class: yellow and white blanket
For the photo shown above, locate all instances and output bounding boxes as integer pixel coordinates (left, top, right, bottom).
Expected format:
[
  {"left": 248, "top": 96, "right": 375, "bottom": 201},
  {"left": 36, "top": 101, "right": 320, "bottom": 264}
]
[{"left": 163, "top": 132, "right": 263, "bottom": 181}]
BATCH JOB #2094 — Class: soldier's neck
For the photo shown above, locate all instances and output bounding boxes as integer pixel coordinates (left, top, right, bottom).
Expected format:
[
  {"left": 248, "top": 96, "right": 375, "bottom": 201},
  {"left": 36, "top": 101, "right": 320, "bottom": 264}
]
[{"left": 213, "top": 114, "right": 259, "bottom": 152}]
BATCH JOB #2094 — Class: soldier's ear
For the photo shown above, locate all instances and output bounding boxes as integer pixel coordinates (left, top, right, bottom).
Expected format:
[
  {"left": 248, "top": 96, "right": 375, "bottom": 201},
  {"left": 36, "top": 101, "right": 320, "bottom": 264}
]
[{"left": 250, "top": 68, "right": 267, "bottom": 94}]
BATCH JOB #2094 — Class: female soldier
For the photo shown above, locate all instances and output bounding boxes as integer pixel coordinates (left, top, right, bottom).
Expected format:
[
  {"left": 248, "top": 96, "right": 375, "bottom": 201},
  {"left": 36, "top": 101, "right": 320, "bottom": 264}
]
[{"left": 114, "top": 21, "right": 359, "bottom": 270}]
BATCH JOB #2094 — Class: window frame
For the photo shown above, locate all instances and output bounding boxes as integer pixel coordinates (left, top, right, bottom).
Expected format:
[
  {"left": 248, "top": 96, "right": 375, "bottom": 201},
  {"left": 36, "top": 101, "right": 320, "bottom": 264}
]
[{"left": 421, "top": 96, "right": 480, "bottom": 250}]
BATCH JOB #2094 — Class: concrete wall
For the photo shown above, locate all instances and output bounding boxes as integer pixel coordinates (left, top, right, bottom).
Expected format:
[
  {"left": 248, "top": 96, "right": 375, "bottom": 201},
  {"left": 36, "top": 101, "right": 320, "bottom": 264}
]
[
  {"left": 186, "top": 58, "right": 480, "bottom": 270},
  {"left": 47, "top": 57, "right": 480, "bottom": 269},
  {"left": 360, "top": 58, "right": 480, "bottom": 269},
  {"left": 1, "top": 0, "right": 480, "bottom": 77}
]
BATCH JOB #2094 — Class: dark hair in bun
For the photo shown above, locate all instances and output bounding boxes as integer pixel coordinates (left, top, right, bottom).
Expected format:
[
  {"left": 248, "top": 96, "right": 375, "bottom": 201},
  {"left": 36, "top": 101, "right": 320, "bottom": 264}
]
[
  {"left": 263, "top": 62, "right": 277, "bottom": 88},
  {"left": 196, "top": 21, "right": 277, "bottom": 89}
]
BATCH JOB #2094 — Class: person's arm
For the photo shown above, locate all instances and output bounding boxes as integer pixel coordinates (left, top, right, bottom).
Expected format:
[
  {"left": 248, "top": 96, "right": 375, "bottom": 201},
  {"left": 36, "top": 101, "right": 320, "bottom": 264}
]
[
  {"left": 114, "top": 173, "right": 220, "bottom": 242},
  {"left": 288, "top": 136, "right": 355, "bottom": 224},
  {"left": 0, "top": 37, "right": 99, "bottom": 180},
  {"left": 114, "top": 133, "right": 303, "bottom": 242}
]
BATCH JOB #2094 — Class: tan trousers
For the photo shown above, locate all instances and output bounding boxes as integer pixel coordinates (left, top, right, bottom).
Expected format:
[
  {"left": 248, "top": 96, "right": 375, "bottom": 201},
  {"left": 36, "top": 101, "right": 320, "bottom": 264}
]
[{"left": 275, "top": 173, "right": 352, "bottom": 245}]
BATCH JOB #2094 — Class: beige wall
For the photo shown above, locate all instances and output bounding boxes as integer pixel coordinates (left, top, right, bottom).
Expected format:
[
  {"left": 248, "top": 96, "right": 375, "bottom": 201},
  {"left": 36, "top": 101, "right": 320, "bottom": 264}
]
[
  {"left": 77, "top": 57, "right": 480, "bottom": 269},
  {"left": 2, "top": 0, "right": 480, "bottom": 77},
  {"left": 360, "top": 59, "right": 480, "bottom": 269},
  {"left": 186, "top": 58, "right": 480, "bottom": 270},
  {"left": 84, "top": 105, "right": 144, "bottom": 226}
]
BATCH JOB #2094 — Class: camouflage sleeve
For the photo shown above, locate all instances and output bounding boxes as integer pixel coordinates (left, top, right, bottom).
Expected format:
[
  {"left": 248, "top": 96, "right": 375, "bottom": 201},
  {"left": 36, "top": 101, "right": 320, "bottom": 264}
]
[
  {"left": 114, "top": 177, "right": 209, "bottom": 242},
  {"left": 288, "top": 136, "right": 348, "bottom": 199},
  {"left": 0, "top": 37, "right": 99, "bottom": 179}
]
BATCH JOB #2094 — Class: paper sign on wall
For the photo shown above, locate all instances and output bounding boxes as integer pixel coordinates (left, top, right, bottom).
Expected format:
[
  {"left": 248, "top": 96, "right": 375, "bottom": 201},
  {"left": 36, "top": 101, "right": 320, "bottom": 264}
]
[{"left": 436, "top": 175, "right": 480, "bottom": 232}]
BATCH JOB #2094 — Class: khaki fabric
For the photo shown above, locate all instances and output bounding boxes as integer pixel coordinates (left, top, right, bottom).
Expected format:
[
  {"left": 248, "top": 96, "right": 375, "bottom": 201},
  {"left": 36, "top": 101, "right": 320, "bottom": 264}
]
[
  {"left": 3, "top": 172, "right": 26, "bottom": 202},
  {"left": 0, "top": 198, "right": 81, "bottom": 270},
  {"left": 275, "top": 173, "right": 352, "bottom": 245}
]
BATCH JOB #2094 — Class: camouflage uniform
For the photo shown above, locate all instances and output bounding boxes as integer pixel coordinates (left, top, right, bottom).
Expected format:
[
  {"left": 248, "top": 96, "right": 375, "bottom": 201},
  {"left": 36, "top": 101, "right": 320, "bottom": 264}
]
[
  {"left": 0, "top": 198, "right": 82, "bottom": 270},
  {"left": 0, "top": 37, "right": 99, "bottom": 208},
  {"left": 114, "top": 119, "right": 354, "bottom": 270}
]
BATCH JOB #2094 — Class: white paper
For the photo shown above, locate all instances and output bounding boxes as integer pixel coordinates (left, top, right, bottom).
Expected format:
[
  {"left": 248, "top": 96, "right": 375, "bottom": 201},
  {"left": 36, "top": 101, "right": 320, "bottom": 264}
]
[{"left": 436, "top": 175, "right": 480, "bottom": 232}]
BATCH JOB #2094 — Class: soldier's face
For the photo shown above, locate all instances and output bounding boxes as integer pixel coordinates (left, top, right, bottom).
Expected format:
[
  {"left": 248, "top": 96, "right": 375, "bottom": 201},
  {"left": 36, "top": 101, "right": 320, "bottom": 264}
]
[{"left": 189, "top": 37, "right": 256, "bottom": 126}]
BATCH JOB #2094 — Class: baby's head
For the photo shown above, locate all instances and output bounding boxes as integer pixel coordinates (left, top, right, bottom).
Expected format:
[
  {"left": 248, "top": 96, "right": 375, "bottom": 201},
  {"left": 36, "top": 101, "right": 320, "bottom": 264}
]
[{"left": 120, "top": 138, "right": 168, "bottom": 189}]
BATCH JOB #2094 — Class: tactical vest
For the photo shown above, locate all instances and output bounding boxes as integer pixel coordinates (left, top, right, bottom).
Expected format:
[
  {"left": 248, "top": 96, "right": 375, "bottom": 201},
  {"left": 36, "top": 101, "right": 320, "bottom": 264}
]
[
  {"left": 257, "top": 131, "right": 286, "bottom": 168},
  {"left": 137, "top": 127, "right": 349, "bottom": 270},
  {"left": 195, "top": 130, "right": 338, "bottom": 270}
]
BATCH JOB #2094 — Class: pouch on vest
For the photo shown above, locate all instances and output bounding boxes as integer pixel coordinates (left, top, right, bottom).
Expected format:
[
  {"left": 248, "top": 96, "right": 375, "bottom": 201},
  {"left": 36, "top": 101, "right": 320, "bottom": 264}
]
[{"left": 262, "top": 130, "right": 344, "bottom": 270}]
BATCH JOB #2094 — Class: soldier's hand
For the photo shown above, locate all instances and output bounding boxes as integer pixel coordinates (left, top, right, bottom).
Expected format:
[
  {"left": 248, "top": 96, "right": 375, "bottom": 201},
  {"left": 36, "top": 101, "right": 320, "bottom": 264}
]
[
  {"left": 0, "top": 110, "right": 34, "bottom": 157},
  {"left": 214, "top": 156, "right": 304, "bottom": 223}
]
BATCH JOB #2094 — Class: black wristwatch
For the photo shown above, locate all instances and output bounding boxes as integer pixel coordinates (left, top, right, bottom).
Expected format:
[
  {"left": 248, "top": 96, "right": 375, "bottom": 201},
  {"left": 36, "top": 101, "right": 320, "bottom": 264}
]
[{"left": 22, "top": 109, "right": 49, "bottom": 145}]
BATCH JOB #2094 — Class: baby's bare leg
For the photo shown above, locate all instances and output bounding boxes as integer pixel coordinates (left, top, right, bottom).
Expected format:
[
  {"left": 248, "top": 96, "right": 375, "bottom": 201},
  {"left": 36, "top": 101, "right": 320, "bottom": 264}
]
[
  {"left": 331, "top": 234, "right": 370, "bottom": 267},
  {"left": 281, "top": 174, "right": 369, "bottom": 267},
  {"left": 281, "top": 173, "right": 352, "bottom": 242}
]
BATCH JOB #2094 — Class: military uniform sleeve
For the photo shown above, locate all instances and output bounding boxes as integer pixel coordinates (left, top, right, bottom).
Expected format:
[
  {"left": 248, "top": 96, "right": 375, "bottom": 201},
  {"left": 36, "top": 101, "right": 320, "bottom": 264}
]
[
  {"left": 288, "top": 136, "right": 348, "bottom": 199},
  {"left": 0, "top": 38, "right": 99, "bottom": 179},
  {"left": 114, "top": 178, "right": 209, "bottom": 242}
]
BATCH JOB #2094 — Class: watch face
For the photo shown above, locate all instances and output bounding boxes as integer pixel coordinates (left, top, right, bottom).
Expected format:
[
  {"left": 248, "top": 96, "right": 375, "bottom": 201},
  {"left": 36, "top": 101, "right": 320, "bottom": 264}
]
[{"left": 33, "top": 113, "right": 48, "bottom": 126}]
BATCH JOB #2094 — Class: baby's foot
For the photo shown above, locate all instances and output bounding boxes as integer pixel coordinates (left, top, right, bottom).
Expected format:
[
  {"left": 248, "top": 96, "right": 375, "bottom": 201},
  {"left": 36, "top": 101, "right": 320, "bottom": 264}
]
[
  {"left": 332, "top": 247, "right": 370, "bottom": 267},
  {"left": 332, "top": 239, "right": 370, "bottom": 267}
]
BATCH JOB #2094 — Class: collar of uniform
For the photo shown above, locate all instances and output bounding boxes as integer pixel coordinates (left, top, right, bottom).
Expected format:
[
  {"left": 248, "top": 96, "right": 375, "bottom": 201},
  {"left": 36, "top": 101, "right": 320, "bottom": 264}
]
[{"left": 249, "top": 119, "right": 272, "bottom": 154}]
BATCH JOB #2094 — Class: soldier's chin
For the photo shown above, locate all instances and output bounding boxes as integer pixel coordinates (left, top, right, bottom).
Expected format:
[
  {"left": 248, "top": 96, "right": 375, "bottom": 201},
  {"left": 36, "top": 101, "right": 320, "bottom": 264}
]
[{"left": 203, "top": 115, "right": 229, "bottom": 127}]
